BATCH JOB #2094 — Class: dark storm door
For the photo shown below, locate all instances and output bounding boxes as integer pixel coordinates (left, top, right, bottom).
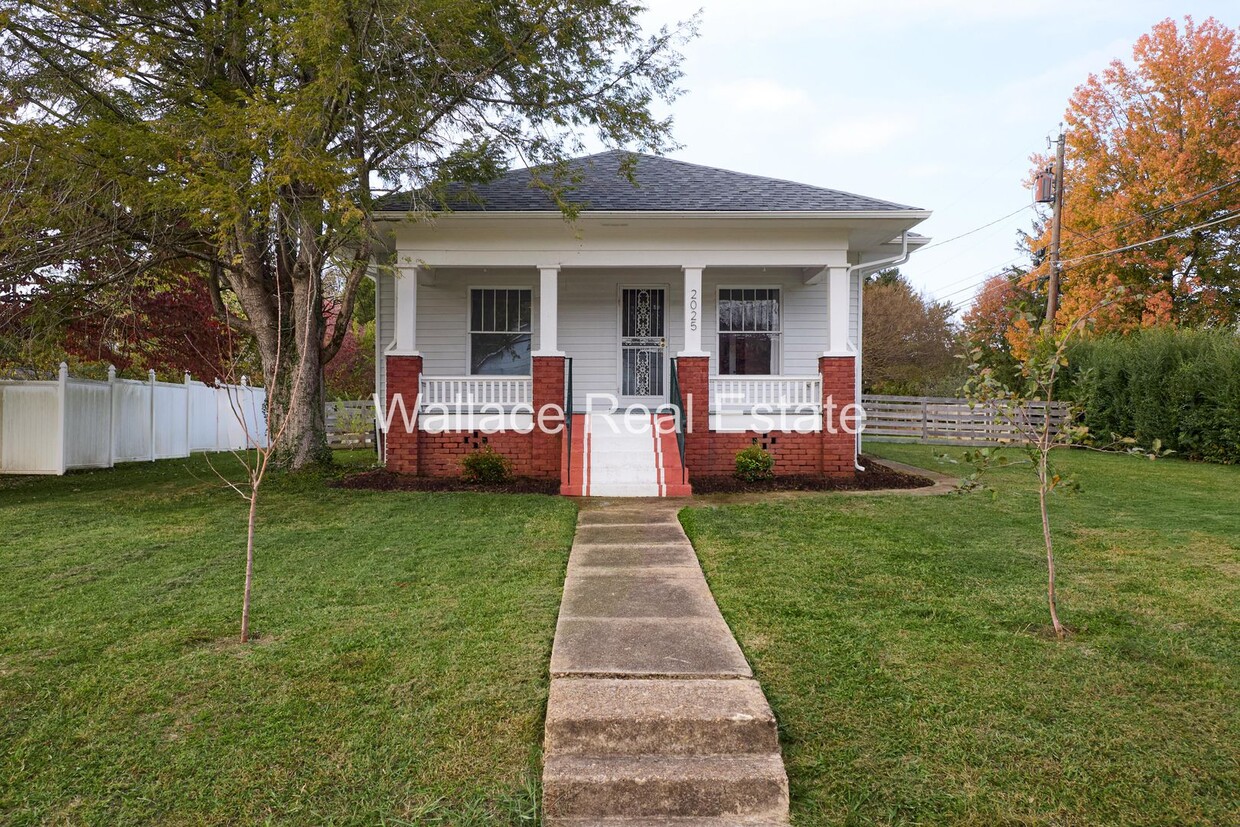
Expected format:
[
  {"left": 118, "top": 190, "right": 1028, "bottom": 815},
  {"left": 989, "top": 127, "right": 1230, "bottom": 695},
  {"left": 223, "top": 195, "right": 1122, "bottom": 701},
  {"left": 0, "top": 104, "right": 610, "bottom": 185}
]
[{"left": 619, "top": 287, "right": 667, "bottom": 398}]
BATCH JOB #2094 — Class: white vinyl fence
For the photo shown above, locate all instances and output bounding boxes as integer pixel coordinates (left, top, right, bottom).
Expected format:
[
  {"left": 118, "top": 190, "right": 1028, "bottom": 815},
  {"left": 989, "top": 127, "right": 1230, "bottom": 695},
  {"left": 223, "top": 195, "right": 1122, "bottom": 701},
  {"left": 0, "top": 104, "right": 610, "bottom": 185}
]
[{"left": 0, "top": 363, "right": 267, "bottom": 475}]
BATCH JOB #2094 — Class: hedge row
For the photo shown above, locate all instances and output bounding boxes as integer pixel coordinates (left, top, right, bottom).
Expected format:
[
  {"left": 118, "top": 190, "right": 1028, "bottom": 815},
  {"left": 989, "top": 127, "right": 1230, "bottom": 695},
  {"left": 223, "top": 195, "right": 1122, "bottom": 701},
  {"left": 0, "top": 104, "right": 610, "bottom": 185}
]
[{"left": 1064, "top": 328, "right": 1240, "bottom": 464}]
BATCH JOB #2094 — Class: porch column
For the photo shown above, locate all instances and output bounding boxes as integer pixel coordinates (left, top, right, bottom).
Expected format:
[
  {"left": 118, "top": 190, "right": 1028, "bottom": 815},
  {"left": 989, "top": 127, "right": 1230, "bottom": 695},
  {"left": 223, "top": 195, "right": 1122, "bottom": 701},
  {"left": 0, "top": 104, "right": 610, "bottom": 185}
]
[
  {"left": 534, "top": 265, "right": 564, "bottom": 356},
  {"left": 820, "top": 263, "right": 856, "bottom": 477},
  {"left": 385, "top": 263, "right": 423, "bottom": 474},
  {"left": 820, "top": 355, "right": 857, "bottom": 477},
  {"left": 824, "top": 265, "right": 852, "bottom": 357},
  {"left": 679, "top": 265, "right": 708, "bottom": 357},
  {"left": 531, "top": 355, "right": 566, "bottom": 482},
  {"left": 676, "top": 355, "right": 710, "bottom": 480},
  {"left": 384, "top": 354, "right": 422, "bottom": 475},
  {"left": 391, "top": 265, "right": 420, "bottom": 355}
]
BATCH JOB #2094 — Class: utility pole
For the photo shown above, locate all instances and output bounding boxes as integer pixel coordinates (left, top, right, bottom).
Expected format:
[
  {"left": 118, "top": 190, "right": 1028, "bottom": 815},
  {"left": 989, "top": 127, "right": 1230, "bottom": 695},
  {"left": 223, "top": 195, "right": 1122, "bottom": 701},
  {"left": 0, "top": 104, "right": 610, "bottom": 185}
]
[{"left": 1045, "top": 129, "right": 1066, "bottom": 328}]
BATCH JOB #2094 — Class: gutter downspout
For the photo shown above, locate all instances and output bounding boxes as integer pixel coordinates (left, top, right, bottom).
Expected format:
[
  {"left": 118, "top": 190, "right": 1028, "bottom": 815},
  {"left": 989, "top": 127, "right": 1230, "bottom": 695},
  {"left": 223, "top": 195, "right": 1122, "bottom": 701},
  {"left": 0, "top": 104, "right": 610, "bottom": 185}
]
[{"left": 847, "top": 231, "right": 911, "bottom": 471}]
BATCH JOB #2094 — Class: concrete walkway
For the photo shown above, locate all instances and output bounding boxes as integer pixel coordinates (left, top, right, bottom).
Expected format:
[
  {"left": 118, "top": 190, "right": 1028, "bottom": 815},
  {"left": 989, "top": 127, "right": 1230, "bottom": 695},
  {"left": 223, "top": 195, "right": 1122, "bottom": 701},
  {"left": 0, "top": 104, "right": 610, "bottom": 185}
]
[{"left": 542, "top": 501, "right": 790, "bottom": 825}]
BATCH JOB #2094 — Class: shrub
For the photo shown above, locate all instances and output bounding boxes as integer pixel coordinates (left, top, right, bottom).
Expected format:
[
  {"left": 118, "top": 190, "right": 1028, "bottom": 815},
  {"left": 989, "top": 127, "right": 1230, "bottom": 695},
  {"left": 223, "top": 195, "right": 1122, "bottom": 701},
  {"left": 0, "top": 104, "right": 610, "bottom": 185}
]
[
  {"left": 734, "top": 444, "right": 775, "bottom": 482},
  {"left": 1065, "top": 327, "right": 1240, "bottom": 463},
  {"left": 460, "top": 446, "right": 514, "bottom": 483}
]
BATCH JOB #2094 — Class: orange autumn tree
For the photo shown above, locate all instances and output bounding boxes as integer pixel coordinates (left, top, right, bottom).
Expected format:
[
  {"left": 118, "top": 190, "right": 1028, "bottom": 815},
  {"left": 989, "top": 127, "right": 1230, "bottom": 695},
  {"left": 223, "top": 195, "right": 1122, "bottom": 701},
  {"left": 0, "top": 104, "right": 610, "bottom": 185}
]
[
  {"left": 1031, "top": 16, "right": 1240, "bottom": 330},
  {"left": 962, "top": 268, "right": 1038, "bottom": 377}
]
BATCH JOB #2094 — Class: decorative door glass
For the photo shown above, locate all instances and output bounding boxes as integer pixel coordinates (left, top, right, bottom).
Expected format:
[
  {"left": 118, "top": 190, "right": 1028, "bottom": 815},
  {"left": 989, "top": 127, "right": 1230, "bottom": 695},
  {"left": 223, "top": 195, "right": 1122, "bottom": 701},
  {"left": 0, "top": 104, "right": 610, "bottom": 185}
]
[{"left": 620, "top": 288, "right": 666, "bottom": 397}]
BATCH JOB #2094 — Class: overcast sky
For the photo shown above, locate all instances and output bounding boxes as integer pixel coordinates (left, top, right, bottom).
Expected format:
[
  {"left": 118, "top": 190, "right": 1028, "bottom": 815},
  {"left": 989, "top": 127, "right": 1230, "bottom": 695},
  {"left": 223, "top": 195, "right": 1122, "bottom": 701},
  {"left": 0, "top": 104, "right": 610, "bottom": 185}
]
[{"left": 636, "top": 1, "right": 1234, "bottom": 311}]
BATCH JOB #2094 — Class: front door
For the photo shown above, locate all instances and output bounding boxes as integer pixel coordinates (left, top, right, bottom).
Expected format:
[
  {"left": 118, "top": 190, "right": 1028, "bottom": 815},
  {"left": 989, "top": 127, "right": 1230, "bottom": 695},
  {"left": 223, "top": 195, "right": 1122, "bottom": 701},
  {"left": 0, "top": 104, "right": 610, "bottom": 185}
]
[{"left": 619, "top": 287, "right": 667, "bottom": 400}]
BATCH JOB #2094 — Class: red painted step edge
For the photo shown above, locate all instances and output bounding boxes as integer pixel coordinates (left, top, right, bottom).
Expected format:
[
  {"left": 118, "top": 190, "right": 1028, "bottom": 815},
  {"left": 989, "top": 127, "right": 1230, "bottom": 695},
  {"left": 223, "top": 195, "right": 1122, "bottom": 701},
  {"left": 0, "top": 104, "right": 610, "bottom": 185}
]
[{"left": 559, "top": 414, "right": 589, "bottom": 496}]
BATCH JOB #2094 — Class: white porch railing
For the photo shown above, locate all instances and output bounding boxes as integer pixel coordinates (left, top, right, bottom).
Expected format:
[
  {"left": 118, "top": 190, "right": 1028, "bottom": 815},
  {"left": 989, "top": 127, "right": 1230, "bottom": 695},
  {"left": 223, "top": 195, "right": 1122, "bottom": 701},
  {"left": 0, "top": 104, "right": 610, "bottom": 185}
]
[
  {"left": 710, "top": 375, "right": 822, "bottom": 412},
  {"left": 418, "top": 375, "right": 533, "bottom": 410}
]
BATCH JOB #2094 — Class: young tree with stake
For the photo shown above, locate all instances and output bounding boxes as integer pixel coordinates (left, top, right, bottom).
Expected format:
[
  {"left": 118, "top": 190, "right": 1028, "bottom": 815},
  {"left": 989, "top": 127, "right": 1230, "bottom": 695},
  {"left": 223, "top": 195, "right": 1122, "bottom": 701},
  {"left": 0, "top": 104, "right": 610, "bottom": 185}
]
[
  {"left": 207, "top": 275, "right": 319, "bottom": 643},
  {"left": 959, "top": 289, "right": 1166, "bottom": 638}
]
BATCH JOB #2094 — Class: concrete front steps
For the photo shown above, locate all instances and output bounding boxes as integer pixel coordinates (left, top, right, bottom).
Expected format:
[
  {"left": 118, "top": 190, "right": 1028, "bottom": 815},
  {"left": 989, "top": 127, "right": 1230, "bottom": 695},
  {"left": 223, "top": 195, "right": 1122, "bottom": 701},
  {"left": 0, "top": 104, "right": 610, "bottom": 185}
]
[
  {"left": 561, "top": 413, "right": 690, "bottom": 497},
  {"left": 543, "top": 505, "right": 788, "bottom": 825},
  {"left": 544, "top": 679, "right": 787, "bottom": 823}
]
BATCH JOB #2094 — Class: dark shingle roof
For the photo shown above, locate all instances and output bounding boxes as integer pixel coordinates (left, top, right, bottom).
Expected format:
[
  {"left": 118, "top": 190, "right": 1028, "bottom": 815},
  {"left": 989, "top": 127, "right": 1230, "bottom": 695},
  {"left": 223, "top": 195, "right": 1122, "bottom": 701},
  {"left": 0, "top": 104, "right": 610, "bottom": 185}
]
[{"left": 378, "top": 150, "right": 920, "bottom": 213}]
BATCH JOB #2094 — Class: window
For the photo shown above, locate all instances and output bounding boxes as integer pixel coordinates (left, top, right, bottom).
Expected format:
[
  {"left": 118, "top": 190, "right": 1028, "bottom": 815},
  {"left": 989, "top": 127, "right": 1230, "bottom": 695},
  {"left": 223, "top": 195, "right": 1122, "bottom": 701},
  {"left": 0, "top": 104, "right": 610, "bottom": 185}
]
[
  {"left": 469, "top": 288, "right": 532, "bottom": 375},
  {"left": 717, "top": 288, "right": 781, "bottom": 375}
]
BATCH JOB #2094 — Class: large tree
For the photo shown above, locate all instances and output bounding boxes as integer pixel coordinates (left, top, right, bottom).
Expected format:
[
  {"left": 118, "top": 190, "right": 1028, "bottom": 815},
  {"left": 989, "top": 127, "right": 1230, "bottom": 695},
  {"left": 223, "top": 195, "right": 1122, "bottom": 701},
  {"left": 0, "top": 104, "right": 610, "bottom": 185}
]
[
  {"left": 862, "top": 269, "right": 958, "bottom": 395},
  {"left": 0, "top": 0, "right": 691, "bottom": 468},
  {"left": 1033, "top": 16, "right": 1240, "bottom": 330}
]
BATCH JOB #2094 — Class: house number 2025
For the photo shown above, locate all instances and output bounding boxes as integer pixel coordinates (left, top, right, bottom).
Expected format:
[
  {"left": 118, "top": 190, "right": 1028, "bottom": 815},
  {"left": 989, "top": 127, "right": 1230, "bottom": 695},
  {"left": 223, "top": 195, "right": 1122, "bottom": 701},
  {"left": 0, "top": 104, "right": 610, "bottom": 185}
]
[{"left": 688, "top": 288, "right": 699, "bottom": 331}]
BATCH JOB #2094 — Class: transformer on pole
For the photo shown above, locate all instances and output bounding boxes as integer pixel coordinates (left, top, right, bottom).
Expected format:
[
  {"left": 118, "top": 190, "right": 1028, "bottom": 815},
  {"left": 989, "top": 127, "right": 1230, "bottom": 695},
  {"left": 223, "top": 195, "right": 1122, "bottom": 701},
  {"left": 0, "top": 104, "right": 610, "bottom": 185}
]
[{"left": 1034, "top": 130, "right": 1067, "bottom": 328}]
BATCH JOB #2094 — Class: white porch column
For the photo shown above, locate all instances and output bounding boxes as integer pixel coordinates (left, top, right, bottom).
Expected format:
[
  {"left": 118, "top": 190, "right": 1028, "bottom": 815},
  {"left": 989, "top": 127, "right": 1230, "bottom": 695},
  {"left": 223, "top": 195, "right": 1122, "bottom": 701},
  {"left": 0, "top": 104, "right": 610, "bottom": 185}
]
[
  {"left": 824, "top": 265, "right": 853, "bottom": 357},
  {"left": 390, "top": 265, "right": 420, "bottom": 355},
  {"left": 533, "top": 265, "right": 564, "bottom": 356},
  {"left": 679, "top": 265, "right": 708, "bottom": 357}
]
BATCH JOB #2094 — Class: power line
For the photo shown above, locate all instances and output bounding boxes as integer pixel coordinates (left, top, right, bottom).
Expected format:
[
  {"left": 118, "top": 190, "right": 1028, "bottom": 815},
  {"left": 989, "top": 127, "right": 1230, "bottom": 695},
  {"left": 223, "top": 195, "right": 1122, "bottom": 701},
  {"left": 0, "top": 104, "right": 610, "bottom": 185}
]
[
  {"left": 926, "top": 250, "right": 1029, "bottom": 297},
  {"left": 1063, "top": 176, "right": 1240, "bottom": 248},
  {"left": 1059, "top": 209, "right": 1240, "bottom": 266},
  {"left": 934, "top": 208, "right": 1240, "bottom": 307},
  {"left": 916, "top": 204, "right": 1033, "bottom": 253},
  {"left": 924, "top": 254, "right": 1028, "bottom": 305},
  {"left": 925, "top": 168, "right": 1240, "bottom": 291},
  {"left": 926, "top": 176, "right": 1240, "bottom": 306},
  {"left": 913, "top": 208, "right": 1036, "bottom": 281},
  {"left": 934, "top": 266, "right": 1020, "bottom": 304}
]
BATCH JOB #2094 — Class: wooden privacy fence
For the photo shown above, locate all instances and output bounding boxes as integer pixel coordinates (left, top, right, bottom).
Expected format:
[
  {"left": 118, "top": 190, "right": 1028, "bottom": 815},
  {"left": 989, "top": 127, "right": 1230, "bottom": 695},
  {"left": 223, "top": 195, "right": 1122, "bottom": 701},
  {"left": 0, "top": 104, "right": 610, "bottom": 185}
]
[
  {"left": 860, "top": 394, "right": 1070, "bottom": 445},
  {"left": 0, "top": 364, "right": 267, "bottom": 475},
  {"left": 325, "top": 399, "right": 377, "bottom": 449}
]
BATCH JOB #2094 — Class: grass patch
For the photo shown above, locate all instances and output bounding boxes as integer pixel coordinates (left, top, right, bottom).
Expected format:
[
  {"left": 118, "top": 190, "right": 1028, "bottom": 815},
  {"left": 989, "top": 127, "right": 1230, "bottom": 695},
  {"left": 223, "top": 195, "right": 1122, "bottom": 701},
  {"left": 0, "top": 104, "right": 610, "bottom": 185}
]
[
  {"left": 0, "top": 451, "right": 577, "bottom": 825},
  {"left": 681, "top": 444, "right": 1239, "bottom": 826}
]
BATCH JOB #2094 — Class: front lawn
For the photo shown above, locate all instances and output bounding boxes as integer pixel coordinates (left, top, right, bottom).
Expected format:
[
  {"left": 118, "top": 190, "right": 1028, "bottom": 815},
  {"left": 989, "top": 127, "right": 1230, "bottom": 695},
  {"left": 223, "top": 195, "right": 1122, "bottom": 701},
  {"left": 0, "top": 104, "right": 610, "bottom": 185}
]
[
  {"left": 682, "top": 444, "right": 1239, "bottom": 826},
  {"left": 0, "top": 453, "right": 577, "bottom": 825}
]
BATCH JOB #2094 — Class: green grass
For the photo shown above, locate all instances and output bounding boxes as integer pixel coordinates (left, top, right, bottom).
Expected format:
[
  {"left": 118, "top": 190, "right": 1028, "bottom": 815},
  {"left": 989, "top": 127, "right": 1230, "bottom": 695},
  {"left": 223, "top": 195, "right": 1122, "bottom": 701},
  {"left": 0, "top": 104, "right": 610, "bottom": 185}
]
[
  {"left": 682, "top": 444, "right": 1239, "bottom": 827},
  {"left": 0, "top": 452, "right": 577, "bottom": 825}
]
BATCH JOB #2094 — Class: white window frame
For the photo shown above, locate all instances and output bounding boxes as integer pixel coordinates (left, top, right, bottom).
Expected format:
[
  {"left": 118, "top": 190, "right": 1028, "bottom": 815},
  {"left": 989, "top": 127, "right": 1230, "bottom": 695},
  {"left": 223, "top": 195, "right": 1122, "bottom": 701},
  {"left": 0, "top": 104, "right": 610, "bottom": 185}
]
[
  {"left": 715, "top": 286, "right": 783, "bottom": 376},
  {"left": 466, "top": 286, "right": 534, "bottom": 376}
]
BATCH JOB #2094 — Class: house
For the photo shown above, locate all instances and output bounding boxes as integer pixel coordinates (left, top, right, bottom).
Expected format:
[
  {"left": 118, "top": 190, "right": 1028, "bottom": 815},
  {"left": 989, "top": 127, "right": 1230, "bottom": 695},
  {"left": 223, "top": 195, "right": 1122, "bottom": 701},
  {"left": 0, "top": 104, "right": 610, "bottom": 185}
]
[{"left": 372, "top": 150, "right": 929, "bottom": 496}]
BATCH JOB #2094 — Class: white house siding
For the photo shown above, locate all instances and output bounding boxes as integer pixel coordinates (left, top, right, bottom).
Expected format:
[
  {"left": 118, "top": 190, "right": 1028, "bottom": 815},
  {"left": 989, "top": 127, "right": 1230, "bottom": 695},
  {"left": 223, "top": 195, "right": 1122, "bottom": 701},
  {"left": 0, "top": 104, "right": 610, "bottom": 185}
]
[
  {"left": 558, "top": 268, "right": 684, "bottom": 409},
  {"left": 376, "top": 265, "right": 861, "bottom": 408},
  {"left": 699, "top": 268, "right": 828, "bottom": 377},
  {"left": 415, "top": 269, "right": 541, "bottom": 375},
  {"left": 377, "top": 269, "right": 540, "bottom": 402},
  {"left": 376, "top": 270, "right": 395, "bottom": 404},
  {"left": 850, "top": 270, "right": 861, "bottom": 348}
]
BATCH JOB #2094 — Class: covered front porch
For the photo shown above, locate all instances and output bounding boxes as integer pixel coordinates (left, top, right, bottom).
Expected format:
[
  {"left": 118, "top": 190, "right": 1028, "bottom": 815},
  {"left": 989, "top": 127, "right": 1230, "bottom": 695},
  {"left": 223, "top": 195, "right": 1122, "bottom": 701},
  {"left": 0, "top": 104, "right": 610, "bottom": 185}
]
[
  {"left": 381, "top": 260, "right": 859, "bottom": 419},
  {"left": 377, "top": 257, "right": 867, "bottom": 492}
]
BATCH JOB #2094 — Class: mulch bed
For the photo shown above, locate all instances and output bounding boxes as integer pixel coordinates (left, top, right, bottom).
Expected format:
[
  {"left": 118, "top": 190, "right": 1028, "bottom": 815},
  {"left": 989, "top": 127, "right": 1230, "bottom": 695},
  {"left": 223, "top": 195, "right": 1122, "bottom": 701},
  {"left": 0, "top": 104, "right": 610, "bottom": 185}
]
[
  {"left": 332, "top": 470, "right": 560, "bottom": 495},
  {"left": 334, "top": 455, "right": 935, "bottom": 496},
  {"left": 688, "top": 455, "right": 936, "bottom": 494}
]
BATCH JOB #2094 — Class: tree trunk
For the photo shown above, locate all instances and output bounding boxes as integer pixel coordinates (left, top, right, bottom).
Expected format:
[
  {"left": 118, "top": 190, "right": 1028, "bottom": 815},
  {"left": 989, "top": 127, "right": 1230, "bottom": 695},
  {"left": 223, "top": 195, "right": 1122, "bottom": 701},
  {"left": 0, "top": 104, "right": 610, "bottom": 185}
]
[
  {"left": 268, "top": 275, "right": 332, "bottom": 471},
  {"left": 235, "top": 257, "right": 333, "bottom": 472},
  {"left": 266, "top": 338, "right": 332, "bottom": 470},
  {"left": 240, "top": 484, "right": 258, "bottom": 643},
  {"left": 1037, "top": 453, "right": 1066, "bottom": 638}
]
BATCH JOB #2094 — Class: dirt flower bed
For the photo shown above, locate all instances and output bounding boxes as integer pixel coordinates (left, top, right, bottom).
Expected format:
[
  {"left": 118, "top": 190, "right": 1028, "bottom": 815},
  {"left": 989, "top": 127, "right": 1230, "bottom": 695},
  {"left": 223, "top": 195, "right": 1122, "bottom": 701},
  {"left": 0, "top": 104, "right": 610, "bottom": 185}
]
[
  {"left": 333, "top": 469, "right": 561, "bottom": 495},
  {"left": 689, "top": 455, "right": 934, "bottom": 495}
]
